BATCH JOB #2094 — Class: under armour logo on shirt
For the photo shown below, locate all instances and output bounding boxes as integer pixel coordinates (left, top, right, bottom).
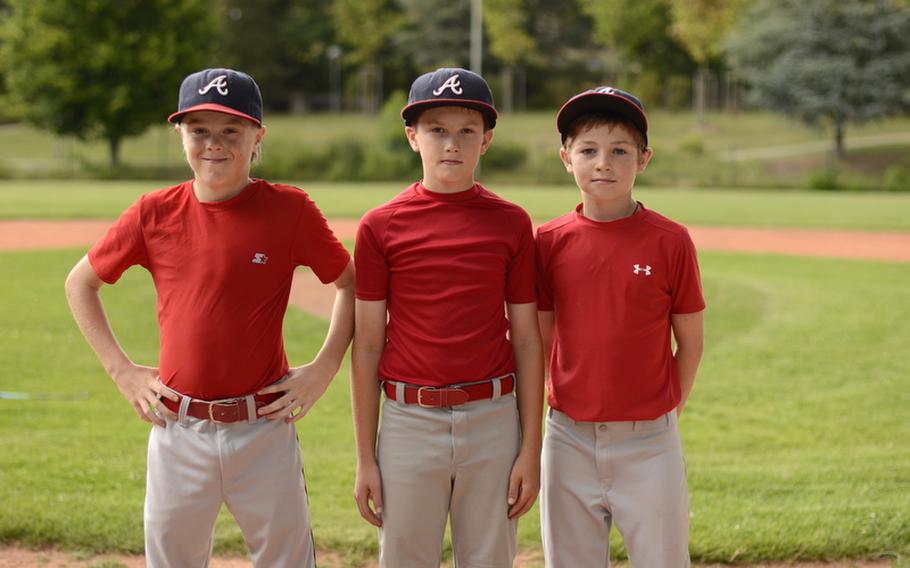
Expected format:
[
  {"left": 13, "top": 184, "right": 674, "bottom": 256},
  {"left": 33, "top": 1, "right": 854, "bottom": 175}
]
[
  {"left": 252, "top": 253, "right": 269, "bottom": 265},
  {"left": 198, "top": 75, "right": 229, "bottom": 96},
  {"left": 433, "top": 75, "right": 463, "bottom": 96},
  {"left": 633, "top": 264, "right": 652, "bottom": 275}
]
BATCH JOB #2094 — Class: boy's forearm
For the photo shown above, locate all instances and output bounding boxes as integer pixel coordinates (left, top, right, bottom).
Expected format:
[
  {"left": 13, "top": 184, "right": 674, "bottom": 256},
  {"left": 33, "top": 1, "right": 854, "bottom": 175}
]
[
  {"left": 512, "top": 331, "right": 544, "bottom": 454},
  {"left": 65, "top": 258, "right": 132, "bottom": 377},
  {"left": 675, "top": 343, "right": 702, "bottom": 409},
  {"left": 510, "top": 306, "right": 543, "bottom": 454},
  {"left": 309, "top": 286, "right": 355, "bottom": 374},
  {"left": 351, "top": 344, "right": 383, "bottom": 463},
  {"left": 307, "top": 263, "right": 355, "bottom": 374}
]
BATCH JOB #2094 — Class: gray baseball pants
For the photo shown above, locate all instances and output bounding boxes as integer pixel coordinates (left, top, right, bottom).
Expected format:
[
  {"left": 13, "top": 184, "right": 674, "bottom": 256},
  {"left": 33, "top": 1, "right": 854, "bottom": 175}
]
[
  {"left": 376, "top": 392, "right": 521, "bottom": 567},
  {"left": 541, "top": 408, "right": 690, "bottom": 567},
  {"left": 145, "top": 402, "right": 316, "bottom": 568}
]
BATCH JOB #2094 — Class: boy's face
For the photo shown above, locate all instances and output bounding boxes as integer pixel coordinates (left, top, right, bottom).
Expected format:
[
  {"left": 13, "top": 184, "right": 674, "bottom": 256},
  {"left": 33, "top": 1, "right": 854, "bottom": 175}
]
[
  {"left": 405, "top": 106, "right": 493, "bottom": 193},
  {"left": 178, "top": 111, "right": 265, "bottom": 197},
  {"left": 561, "top": 122, "right": 652, "bottom": 204}
]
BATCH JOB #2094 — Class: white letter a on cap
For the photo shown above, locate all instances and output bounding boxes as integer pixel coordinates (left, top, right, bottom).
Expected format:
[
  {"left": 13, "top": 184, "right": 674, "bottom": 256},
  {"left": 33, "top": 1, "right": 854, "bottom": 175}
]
[
  {"left": 433, "top": 75, "right": 463, "bottom": 96},
  {"left": 199, "top": 75, "right": 229, "bottom": 96}
]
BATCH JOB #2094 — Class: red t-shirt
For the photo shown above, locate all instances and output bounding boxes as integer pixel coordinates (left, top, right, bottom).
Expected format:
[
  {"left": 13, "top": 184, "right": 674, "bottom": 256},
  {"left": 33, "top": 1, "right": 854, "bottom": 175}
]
[
  {"left": 355, "top": 182, "right": 536, "bottom": 386},
  {"left": 88, "top": 179, "right": 350, "bottom": 399},
  {"left": 536, "top": 203, "right": 705, "bottom": 421}
]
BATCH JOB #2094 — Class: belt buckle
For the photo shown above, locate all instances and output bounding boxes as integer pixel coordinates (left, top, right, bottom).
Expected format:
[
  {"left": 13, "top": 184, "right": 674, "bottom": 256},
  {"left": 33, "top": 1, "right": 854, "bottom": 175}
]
[
  {"left": 417, "top": 386, "right": 438, "bottom": 408},
  {"left": 207, "top": 401, "right": 233, "bottom": 423}
]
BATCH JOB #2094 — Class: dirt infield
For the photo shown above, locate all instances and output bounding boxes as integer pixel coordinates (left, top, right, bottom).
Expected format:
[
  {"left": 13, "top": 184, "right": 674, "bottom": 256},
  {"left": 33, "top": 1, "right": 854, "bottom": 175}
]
[
  {"left": 3, "top": 218, "right": 910, "bottom": 262},
  {"left": 0, "top": 546, "right": 895, "bottom": 568}
]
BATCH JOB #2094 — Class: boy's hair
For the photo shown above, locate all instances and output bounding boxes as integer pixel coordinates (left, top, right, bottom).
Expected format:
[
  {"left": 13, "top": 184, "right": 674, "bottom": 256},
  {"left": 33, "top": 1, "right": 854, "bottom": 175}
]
[
  {"left": 402, "top": 67, "right": 498, "bottom": 130},
  {"left": 562, "top": 112, "right": 647, "bottom": 152},
  {"left": 557, "top": 87, "right": 648, "bottom": 149},
  {"left": 409, "top": 106, "right": 495, "bottom": 132}
]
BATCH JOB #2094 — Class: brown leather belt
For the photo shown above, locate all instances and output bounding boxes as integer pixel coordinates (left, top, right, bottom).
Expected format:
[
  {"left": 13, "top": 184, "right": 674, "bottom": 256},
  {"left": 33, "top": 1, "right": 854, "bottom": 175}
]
[
  {"left": 160, "top": 392, "right": 282, "bottom": 423},
  {"left": 382, "top": 374, "right": 515, "bottom": 408}
]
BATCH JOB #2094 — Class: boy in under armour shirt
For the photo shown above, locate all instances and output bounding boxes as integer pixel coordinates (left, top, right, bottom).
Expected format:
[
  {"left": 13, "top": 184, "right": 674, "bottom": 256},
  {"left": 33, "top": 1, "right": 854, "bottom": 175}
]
[
  {"left": 536, "top": 87, "right": 705, "bottom": 566},
  {"left": 351, "top": 67, "right": 544, "bottom": 567},
  {"left": 65, "top": 68, "right": 353, "bottom": 567}
]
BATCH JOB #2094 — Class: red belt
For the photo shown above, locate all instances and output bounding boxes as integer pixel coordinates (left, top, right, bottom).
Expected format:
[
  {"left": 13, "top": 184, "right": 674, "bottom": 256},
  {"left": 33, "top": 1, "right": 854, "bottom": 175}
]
[
  {"left": 382, "top": 374, "right": 515, "bottom": 408},
  {"left": 160, "top": 392, "right": 282, "bottom": 423}
]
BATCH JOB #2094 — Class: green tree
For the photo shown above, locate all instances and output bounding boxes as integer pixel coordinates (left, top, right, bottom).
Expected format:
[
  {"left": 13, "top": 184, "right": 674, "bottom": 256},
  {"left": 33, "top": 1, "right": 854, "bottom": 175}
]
[
  {"left": 221, "top": 0, "right": 335, "bottom": 112},
  {"left": 0, "top": 0, "right": 218, "bottom": 166},
  {"left": 332, "top": 0, "right": 403, "bottom": 113},
  {"left": 485, "top": 0, "right": 539, "bottom": 113},
  {"left": 395, "top": 0, "right": 469, "bottom": 70},
  {"left": 667, "top": 0, "right": 741, "bottom": 116},
  {"left": 578, "top": 0, "right": 695, "bottom": 107},
  {"left": 727, "top": 0, "right": 910, "bottom": 158}
]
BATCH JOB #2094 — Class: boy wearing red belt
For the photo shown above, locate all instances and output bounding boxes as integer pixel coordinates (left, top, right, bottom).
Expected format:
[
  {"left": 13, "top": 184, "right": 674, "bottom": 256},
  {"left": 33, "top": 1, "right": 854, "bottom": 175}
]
[
  {"left": 537, "top": 87, "right": 705, "bottom": 566},
  {"left": 351, "top": 67, "right": 544, "bottom": 567},
  {"left": 65, "top": 68, "right": 354, "bottom": 567}
]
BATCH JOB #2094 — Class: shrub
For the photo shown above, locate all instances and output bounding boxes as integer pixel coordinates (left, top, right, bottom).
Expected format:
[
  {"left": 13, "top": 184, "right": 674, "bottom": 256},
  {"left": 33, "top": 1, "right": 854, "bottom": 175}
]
[
  {"left": 806, "top": 167, "right": 841, "bottom": 191},
  {"left": 882, "top": 165, "right": 910, "bottom": 192},
  {"left": 483, "top": 141, "right": 527, "bottom": 172}
]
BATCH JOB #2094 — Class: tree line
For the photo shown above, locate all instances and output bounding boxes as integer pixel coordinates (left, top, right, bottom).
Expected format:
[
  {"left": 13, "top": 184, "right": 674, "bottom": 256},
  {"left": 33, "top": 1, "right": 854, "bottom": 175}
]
[{"left": 1, "top": 0, "right": 908, "bottom": 165}]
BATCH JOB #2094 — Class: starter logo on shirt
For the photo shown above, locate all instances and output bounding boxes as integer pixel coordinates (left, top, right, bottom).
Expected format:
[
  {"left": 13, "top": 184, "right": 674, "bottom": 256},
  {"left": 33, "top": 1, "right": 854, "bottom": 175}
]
[
  {"left": 633, "top": 263, "right": 652, "bottom": 276},
  {"left": 251, "top": 253, "right": 269, "bottom": 265}
]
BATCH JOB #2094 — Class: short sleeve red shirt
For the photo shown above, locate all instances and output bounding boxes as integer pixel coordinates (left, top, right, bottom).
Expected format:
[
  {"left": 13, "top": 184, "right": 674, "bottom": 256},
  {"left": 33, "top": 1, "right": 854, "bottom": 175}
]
[
  {"left": 355, "top": 182, "right": 536, "bottom": 386},
  {"left": 88, "top": 179, "right": 350, "bottom": 399},
  {"left": 536, "top": 203, "right": 705, "bottom": 421}
]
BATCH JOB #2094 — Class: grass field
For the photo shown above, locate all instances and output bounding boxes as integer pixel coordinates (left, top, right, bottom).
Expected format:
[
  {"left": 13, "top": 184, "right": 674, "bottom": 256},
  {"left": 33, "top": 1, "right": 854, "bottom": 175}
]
[
  {"left": 1, "top": 246, "right": 908, "bottom": 565},
  {"left": 1, "top": 183, "right": 909, "bottom": 565},
  {"left": 4, "top": 180, "right": 910, "bottom": 231}
]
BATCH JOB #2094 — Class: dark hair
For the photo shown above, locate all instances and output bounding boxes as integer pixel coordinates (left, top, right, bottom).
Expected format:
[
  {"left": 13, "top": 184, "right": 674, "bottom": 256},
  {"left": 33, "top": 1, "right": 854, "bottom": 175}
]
[{"left": 563, "top": 112, "right": 647, "bottom": 152}]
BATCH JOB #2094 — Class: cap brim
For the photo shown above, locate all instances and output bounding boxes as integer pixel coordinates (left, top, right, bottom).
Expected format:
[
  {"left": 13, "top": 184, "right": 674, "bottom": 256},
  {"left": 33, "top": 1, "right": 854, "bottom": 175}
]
[
  {"left": 557, "top": 93, "right": 648, "bottom": 144},
  {"left": 401, "top": 99, "right": 498, "bottom": 128},
  {"left": 168, "top": 103, "right": 261, "bottom": 126}
]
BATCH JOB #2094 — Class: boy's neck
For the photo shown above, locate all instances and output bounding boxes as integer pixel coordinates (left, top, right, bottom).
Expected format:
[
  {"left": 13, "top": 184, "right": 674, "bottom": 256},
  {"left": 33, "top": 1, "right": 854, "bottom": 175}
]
[
  {"left": 581, "top": 195, "right": 638, "bottom": 222},
  {"left": 192, "top": 178, "right": 253, "bottom": 203},
  {"left": 421, "top": 176, "right": 476, "bottom": 194}
]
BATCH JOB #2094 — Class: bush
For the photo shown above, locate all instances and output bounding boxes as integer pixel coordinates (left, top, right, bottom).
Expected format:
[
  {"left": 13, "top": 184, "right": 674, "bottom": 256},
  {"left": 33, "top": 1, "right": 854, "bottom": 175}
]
[
  {"left": 677, "top": 134, "right": 707, "bottom": 156},
  {"left": 805, "top": 167, "right": 841, "bottom": 191},
  {"left": 882, "top": 165, "right": 910, "bottom": 192},
  {"left": 483, "top": 141, "right": 527, "bottom": 172}
]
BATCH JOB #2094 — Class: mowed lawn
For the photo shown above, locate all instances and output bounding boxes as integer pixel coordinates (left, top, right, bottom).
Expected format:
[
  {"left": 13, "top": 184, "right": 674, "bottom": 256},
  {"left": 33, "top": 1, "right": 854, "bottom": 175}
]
[{"left": 1, "top": 245, "right": 908, "bottom": 564}]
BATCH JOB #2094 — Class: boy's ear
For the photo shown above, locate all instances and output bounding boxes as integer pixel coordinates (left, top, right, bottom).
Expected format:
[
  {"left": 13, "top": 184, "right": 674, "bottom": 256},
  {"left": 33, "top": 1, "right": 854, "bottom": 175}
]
[
  {"left": 405, "top": 126, "right": 420, "bottom": 153},
  {"left": 559, "top": 147, "right": 573, "bottom": 173},
  {"left": 479, "top": 128, "right": 494, "bottom": 155},
  {"left": 638, "top": 147, "right": 653, "bottom": 173}
]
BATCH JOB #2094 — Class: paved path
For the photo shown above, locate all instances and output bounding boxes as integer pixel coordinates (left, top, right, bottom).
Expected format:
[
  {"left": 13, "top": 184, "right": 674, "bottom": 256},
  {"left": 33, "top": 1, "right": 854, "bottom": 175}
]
[
  {"left": 3, "top": 218, "right": 909, "bottom": 320},
  {"left": 722, "top": 131, "right": 910, "bottom": 162}
]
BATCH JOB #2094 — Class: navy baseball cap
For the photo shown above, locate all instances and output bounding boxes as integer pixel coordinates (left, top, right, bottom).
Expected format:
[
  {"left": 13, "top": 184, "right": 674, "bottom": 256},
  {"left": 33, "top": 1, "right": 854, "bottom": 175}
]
[
  {"left": 557, "top": 86, "right": 648, "bottom": 146},
  {"left": 401, "top": 67, "right": 498, "bottom": 128},
  {"left": 168, "top": 68, "right": 263, "bottom": 126}
]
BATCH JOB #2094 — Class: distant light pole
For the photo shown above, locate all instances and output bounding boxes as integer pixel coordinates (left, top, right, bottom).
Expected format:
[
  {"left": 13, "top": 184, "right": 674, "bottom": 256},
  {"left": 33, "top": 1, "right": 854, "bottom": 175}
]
[
  {"left": 327, "top": 45, "right": 343, "bottom": 112},
  {"left": 470, "top": 0, "right": 482, "bottom": 74}
]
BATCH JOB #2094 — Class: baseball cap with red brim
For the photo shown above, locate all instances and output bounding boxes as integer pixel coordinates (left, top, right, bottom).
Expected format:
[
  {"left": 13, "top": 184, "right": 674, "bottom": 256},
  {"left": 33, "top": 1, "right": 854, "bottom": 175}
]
[
  {"left": 401, "top": 67, "right": 498, "bottom": 128},
  {"left": 168, "top": 68, "right": 263, "bottom": 126},
  {"left": 557, "top": 86, "right": 648, "bottom": 146}
]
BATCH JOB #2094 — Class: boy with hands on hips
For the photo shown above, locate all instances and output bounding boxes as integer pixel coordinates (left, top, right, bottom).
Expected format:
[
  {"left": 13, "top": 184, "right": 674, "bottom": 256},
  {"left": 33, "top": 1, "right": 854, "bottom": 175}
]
[{"left": 65, "top": 68, "right": 353, "bottom": 567}]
